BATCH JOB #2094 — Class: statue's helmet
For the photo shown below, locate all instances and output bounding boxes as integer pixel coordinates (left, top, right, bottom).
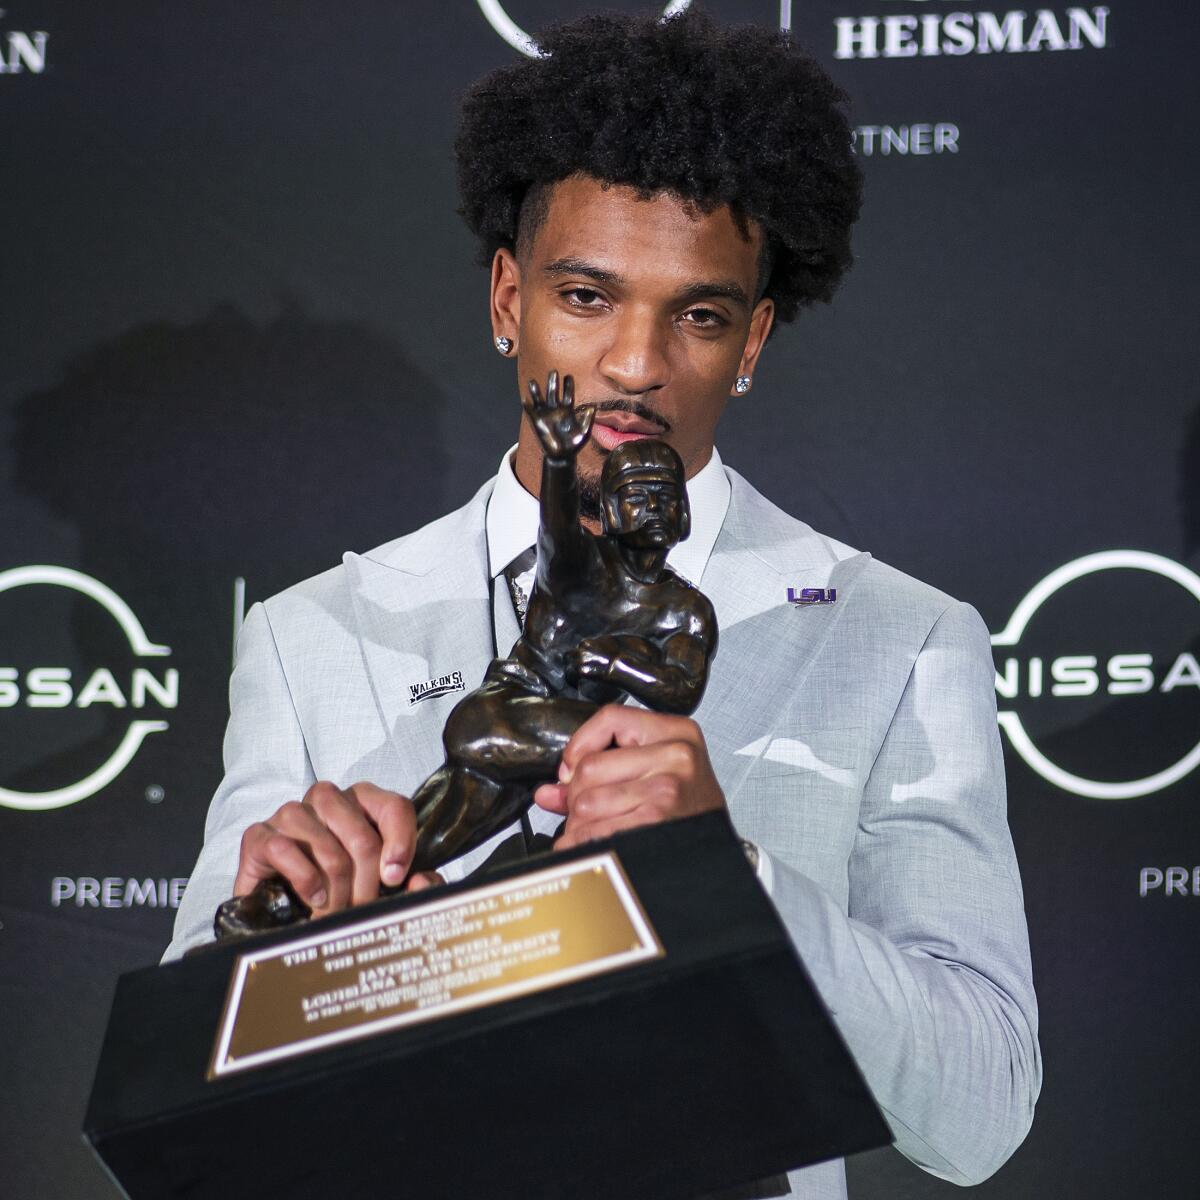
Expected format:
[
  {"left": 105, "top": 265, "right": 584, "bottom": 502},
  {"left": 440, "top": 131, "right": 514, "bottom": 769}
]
[{"left": 600, "top": 439, "right": 691, "bottom": 543}]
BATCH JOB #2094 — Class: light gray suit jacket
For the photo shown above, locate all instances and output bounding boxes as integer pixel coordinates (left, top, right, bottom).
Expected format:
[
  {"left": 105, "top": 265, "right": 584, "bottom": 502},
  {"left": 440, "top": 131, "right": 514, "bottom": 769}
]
[{"left": 166, "top": 467, "right": 1040, "bottom": 1199}]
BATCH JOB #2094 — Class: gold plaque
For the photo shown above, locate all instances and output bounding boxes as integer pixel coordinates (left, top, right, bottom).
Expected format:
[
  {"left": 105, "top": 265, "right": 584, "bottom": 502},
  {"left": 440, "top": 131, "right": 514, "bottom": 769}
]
[{"left": 208, "top": 852, "right": 662, "bottom": 1078}]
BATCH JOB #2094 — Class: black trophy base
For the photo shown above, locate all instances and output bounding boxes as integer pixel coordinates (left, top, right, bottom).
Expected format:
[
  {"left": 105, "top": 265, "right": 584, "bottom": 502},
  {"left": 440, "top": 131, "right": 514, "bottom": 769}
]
[{"left": 84, "top": 812, "right": 890, "bottom": 1199}]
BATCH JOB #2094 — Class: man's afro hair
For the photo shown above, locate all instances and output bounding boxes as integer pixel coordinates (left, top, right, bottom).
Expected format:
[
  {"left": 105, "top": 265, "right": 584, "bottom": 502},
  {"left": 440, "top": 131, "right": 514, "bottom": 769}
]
[{"left": 455, "top": 9, "right": 863, "bottom": 323}]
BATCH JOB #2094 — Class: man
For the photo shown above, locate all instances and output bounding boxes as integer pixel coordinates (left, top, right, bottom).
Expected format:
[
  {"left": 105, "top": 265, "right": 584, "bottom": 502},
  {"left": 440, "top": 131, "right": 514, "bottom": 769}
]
[{"left": 166, "top": 11, "right": 1040, "bottom": 1198}]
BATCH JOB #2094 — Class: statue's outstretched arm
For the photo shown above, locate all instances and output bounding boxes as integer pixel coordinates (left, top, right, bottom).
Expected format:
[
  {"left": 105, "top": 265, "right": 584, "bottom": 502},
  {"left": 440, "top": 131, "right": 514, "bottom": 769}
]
[{"left": 521, "top": 370, "right": 596, "bottom": 586}]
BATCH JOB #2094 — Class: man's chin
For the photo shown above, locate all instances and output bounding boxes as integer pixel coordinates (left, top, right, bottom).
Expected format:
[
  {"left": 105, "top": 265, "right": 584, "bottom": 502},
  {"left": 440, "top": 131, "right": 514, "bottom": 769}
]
[{"left": 577, "top": 471, "right": 603, "bottom": 522}]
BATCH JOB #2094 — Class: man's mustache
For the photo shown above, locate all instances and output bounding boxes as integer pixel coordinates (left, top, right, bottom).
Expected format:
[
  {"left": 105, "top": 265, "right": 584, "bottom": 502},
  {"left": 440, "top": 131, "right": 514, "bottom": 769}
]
[{"left": 587, "top": 398, "right": 671, "bottom": 434}]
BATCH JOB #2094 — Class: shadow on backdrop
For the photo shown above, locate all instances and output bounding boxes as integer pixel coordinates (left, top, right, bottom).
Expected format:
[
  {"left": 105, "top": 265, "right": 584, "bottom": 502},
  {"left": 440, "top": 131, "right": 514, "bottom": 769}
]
[
  {"left": 7, "top": 303, "right": 450, "bottom": 793},
  {"left": 12, "top": 302, "right": 449, "bottom": 588}
]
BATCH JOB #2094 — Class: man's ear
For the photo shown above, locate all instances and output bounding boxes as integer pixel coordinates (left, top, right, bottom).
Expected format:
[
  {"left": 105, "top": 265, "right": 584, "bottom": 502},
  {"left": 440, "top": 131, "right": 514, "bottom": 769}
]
[
  {"left": 679, "top": 494, "right": 692, "bottom": 542},
  {"left": 491, "top": 249, "right": 522, "bottom": 350},
  {"left": 731, "top": 295, "right": 775, "bottom": 395}
]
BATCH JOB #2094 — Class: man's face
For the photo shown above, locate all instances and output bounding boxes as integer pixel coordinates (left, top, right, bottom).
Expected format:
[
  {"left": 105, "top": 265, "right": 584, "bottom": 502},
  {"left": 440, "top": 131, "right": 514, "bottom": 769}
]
[
  {"left": 495, "top": 175, "right": 774, "bottom": 510},
  {"left": 604, "top": 473, "right": 686, "bottom": 550}
]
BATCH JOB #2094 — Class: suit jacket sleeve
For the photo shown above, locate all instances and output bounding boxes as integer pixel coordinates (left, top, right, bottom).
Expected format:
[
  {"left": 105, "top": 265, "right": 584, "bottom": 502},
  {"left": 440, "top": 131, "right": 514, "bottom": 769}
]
[
  {"left": 765, "top": 600, "right": 1041, "bottom": 1185},
  {"left": 164, "top": 601, "right": 317, "bottom": 960}
]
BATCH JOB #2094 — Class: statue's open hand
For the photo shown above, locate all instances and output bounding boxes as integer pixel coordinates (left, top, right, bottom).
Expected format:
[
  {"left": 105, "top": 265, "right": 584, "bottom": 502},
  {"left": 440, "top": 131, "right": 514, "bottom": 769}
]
[{"left": 523, "top": 369, "right": 594, "bottom": 460}]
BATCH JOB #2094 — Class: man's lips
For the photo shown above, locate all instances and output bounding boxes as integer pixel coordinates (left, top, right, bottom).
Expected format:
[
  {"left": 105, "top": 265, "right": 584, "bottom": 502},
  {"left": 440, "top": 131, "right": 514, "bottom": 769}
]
[
  {"left": 589, "top": 409, "right": 668, "bottom": 451},
  {"left": 592, "top": 424, "right": 660, "bottom": 450}
]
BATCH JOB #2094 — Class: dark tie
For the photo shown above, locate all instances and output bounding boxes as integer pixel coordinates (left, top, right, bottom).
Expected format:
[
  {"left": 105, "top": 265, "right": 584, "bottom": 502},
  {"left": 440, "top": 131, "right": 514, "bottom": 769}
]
[{"left": 503, "top": 545, "right": 538, "bottom": 625}]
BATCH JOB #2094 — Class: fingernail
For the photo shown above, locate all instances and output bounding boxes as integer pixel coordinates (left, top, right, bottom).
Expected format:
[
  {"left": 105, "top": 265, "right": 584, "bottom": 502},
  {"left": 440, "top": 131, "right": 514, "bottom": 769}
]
[
  {"left": 382, "top": 862, "right": 405, "bottom": 885},
  {"left": 310, "top": 888, "right": 328, "bottom": 908},
  {"left": 558, "top": 762, "right": 572, "bottom": 783}
]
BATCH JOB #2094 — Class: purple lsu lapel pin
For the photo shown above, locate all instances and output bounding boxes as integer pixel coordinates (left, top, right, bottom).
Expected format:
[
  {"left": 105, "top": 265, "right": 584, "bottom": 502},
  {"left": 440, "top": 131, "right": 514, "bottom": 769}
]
[{"left": 787, "top": 587, "right": 837, "bottom": 605}]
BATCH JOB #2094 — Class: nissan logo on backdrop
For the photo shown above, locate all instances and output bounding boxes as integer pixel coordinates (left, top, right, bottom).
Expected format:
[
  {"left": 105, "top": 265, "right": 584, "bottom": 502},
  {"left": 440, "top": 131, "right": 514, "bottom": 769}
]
[
  {"left": 0, "top": 566, "right": 178, "bottom": 811},
  {"left": 0, "top": 7, "right": 48, "bottom": 76},
  {"left": 476, "top": 0, "right": 699, "bottom": 56},
  {"left": 992, "top": 552, "right": 1200, "bottom": 800}
]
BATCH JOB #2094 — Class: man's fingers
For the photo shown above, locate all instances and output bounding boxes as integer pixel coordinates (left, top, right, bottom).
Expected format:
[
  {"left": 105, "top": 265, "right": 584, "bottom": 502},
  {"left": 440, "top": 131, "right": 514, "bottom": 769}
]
[
  {"left": 552, "top": 709, "right": 725, "bottom": 843},
  {"left": 404, "top": 870, "right": 444, "bottom": 893},
  {"left": 233, "top": 781, "right": 417, "bottom": 918},
  {"left": 565, "top": 742, "right": 695, "bottom": 805},
  {"left": 562, "top": 373, "right": 574, "bottom": 408},
  {"left": 556, "top": 807, "right": 660, "bottom": 851},
  {"left": 349, "top": 782, "right": 418, "bottom": 888},
  {"left": 234, "top": 822, "right": 330, "bottom": 911},
  {"left": 551, "top": 772, "right": 678, "bottom": 852},
  {"left": 307, "top": 783, "right": 385, "bottom": 906},
  {"left": 559, "top": 705, "right": 691, "bottom": 781},
  {"left": 527, "top": 378, "right": 542, "bottom": 408},
  {"left": 573, "top": 740, "right": 692, "bottom": 791},
  {"left": 533, "top": 782, "right": 569, "bottom": 814},
  {"left": 279, "top": 800, "right": 356, "bottom": 911},
  {"left": 547, "top": 368, "right": 559, "bottom": 406},
  {"left": 566, "top": 778, "right": 648, "bottom": 824}
]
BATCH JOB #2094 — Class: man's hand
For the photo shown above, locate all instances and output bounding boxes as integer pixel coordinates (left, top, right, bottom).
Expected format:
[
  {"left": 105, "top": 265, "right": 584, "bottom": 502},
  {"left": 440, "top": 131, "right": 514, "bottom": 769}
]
[
  {"left": 233, "top": 781, "right": 439, "bottom": 918},
  {"left": 532, "top": 705, "right": 725, "bottom": 849},
  {"left": 522, "top": 369, "right": 595, "bottom": 460}
]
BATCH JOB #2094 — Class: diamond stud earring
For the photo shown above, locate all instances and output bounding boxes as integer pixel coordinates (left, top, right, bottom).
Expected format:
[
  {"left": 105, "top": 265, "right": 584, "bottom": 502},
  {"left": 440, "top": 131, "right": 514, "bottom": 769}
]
[
  {"left": 494, "top": 336, "right": 513, "bottom": 355},
  {"left": 734, "top": 375, "right": 752, "bottom": 394}
]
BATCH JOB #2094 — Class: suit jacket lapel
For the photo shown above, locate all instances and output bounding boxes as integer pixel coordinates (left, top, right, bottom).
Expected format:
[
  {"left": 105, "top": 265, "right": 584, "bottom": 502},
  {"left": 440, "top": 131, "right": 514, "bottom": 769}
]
[
  {"left": 342, "top": 483, "right": 499, "bottom": 791},
  {"left": 697, "top": 469, "right": 871, "bottom": 799}
]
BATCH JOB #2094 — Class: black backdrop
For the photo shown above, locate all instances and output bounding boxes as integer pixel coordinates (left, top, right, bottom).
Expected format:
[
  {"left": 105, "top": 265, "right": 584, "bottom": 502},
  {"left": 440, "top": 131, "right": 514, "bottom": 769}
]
[{"left": 2, "top": 3, "right": 1198, "bottom": 1197}]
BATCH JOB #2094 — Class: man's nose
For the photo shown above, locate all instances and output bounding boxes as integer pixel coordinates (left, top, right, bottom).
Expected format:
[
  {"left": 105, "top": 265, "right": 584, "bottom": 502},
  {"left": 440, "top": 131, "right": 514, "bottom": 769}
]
[{"left": 598, "top": 310, "right": 670, "bottom": 395}]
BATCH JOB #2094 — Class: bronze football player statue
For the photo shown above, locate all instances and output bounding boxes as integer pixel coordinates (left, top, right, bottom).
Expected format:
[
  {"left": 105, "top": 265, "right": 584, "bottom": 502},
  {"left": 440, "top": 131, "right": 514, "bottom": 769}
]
[{"left": 214, "top": 370, "right": 717, "bottom": 939}]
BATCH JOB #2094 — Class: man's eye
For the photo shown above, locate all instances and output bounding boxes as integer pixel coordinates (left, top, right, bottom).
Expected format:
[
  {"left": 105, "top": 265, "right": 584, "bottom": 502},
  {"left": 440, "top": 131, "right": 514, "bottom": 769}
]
[
  {"left": 682, "top": 307, "right": 725, "bottom": 328},
  {"left": 564, "top": 288, "right": 606, "bottom": 307}
]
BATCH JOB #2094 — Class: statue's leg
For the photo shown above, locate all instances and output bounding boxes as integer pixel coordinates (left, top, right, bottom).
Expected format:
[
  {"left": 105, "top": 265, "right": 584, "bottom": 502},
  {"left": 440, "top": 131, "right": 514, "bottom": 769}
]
[
  {"left": 408, "top": 681, "right": 597, "bottom": 873},
  {"left": 410, "top": 764, "right": 512, "bottom": 873},
  {"left": 443, "top": 681, "right": 596, "bottom": 782}
]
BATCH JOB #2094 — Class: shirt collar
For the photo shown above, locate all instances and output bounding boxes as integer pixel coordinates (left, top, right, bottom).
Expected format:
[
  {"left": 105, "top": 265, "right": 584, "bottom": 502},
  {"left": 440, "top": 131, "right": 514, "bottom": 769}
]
[{"left": 485, "top": 443, "right": 731, "bottom": 586}]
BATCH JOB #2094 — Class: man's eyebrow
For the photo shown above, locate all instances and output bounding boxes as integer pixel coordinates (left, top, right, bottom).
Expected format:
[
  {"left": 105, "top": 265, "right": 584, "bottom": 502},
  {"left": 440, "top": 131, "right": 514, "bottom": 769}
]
[
  {"left": 673, "top": 280, "right": 751, "bottom": 310},
  {"left": 543, "top": 257, "right": 622, "bottom": 286},
  {"left": 543, "top": 257, "right": 750, "bottom": 309}
]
